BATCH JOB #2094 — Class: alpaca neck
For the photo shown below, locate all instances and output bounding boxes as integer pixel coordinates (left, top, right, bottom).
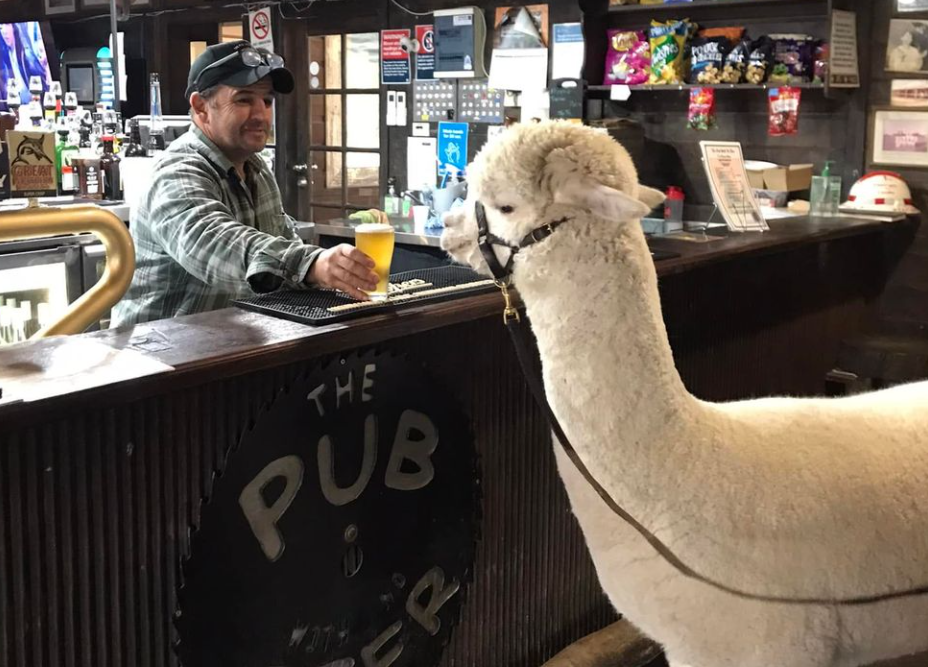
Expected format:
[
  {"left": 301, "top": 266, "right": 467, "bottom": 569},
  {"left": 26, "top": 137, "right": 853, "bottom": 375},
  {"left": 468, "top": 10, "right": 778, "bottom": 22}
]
[{"left": 513, "top": 218, "right": 696, "bottom": 450}]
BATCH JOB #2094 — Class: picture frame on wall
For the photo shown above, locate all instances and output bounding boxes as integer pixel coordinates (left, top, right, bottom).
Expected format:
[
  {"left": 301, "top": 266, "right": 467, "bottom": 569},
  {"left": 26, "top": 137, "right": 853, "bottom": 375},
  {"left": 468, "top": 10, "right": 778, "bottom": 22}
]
[
  {"left": 892, "top": 79, "right": 928, "bottom": 107},
  {"left": 870, "top": 108, "right": 928, "bottom": 168},
  {"left": 44, "top": 0, "right": 76, "bottom": 15},
  {"left": 886, "top": 19, "right": 928, "bottom": 73},
  {"left": 897, "top": 0, "right": 928, "bottom": 12},
  {"left": 80, "top": 0, "right": 111, "bottom": 8}
]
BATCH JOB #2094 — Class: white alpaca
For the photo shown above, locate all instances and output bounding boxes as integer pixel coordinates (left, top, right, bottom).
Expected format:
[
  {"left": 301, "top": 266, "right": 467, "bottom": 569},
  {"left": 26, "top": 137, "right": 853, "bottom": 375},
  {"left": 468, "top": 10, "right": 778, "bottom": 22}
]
[{"left": 440, "top": 121, "right": 928, "bottom": 667}]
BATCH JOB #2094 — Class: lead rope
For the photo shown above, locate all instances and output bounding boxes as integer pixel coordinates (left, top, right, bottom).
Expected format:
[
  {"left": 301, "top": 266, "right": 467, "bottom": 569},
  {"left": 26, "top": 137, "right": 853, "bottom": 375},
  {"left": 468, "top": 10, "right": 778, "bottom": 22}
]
[{"left": 495, "top": 284, "right": 928, "bottom": 607}]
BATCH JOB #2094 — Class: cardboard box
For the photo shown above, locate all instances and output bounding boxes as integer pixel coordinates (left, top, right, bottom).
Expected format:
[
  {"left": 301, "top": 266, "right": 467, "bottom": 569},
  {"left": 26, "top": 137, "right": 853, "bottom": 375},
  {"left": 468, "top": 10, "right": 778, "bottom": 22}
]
[{"left": 745, "top": 161, "right": 813, "bottom": 192}]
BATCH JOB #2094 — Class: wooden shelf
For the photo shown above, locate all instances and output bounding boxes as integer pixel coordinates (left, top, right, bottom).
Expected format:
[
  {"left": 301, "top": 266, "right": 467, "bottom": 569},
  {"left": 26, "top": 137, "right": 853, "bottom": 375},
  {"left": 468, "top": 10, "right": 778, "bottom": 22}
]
[
  {"left": 588, "top": 82, "right": 826, "bottom": 93},
  {"left": 606, "top": 0, "right": 827, "bottom": 15}
]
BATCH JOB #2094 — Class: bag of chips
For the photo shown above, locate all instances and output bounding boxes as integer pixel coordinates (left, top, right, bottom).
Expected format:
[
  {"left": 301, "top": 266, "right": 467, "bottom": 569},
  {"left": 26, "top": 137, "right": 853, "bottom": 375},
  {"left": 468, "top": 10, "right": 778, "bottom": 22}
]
[
  {"left": 689, "top": 35, "right": 731, "bottom": 84},
  {"left": 698, "top": 26, "right": 745, "bottom": 43},
  {"left": 721, "top": 38, "right": 751, "bottom": 83},
  {"left": 769, "top": 34, "right": 815, "bottom": 84},
  {"left": 746, "top": 36, "right": 774, "bottom": 84},
  {"left": 604, "top": 30, "right": 651, "bottom": 85},
  {"left": 649, "top": 19, "right": 691, "bottom": 85},
  {"left": 768, "top": 86, "right": 801, "bottom": 136},
  {"left": 688, "top": 87, "right": 717, "bottom": 131}
]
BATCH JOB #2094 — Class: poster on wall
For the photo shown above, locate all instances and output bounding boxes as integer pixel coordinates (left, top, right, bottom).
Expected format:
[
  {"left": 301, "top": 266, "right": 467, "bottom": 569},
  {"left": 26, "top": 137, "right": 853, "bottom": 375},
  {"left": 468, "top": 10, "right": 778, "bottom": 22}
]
[
  {"left": 828, "top": 10, "right": 859, "bottom": 88},
  {"left": 871, "top": 109, "right": 928, "bottom": 168},
  {"left": 489, "top": 6, "right": 549, "bottom": 93},
  {"left": 552, "top": 23, "right": 584, "bottom": 81},
  {"left": 416, "top": 24, "right": 435, "bottom": 80},
  {"left": 891, "top": 80, "right": 928, "bottom": 107},
  {"left": 381, "top": 29, "right": 412, "bottom": 85},
  {"left": 0, "top": 22, "right": 53, "bottom": 110},
  {"left": 886, "top": 19, "right": 928, "bottom": 73},
  {"left": 897, "top": 0, "right": 928, "bottom": 12}
]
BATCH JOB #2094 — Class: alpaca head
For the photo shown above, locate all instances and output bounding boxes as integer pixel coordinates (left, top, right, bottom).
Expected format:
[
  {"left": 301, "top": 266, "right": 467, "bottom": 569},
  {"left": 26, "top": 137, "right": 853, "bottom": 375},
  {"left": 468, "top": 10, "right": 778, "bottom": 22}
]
[{"left": 440, "top": 120, "right": 665, "bottom": 275}]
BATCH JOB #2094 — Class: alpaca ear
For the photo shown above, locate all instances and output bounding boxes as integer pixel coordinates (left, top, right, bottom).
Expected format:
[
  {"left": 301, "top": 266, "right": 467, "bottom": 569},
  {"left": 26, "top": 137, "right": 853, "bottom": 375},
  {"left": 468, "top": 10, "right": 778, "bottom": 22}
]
[
  {"left": 552, "top": 173, "right": 656, "bottom": 221},
  {"left": 637, "top": 186, "right": 667, "bottom": 211}
]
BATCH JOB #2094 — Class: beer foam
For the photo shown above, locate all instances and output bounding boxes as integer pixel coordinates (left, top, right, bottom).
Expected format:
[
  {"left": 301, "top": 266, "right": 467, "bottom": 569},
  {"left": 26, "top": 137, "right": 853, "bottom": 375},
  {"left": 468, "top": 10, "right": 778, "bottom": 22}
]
[{"left": 355, "top": 223, "right": 394, "bottom": 234}]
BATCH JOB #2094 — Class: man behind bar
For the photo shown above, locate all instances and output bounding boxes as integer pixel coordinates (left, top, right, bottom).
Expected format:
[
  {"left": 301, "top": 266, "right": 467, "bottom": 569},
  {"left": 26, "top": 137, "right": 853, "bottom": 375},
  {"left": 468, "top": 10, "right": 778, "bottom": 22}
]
[{"left": 112, "top": 40, "right": 378, "bottom": 327}]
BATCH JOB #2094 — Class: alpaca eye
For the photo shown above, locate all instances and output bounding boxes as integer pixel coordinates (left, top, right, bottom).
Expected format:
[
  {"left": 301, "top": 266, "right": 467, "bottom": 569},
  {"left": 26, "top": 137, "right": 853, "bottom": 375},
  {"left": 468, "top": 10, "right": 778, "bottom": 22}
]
[{"left": 499, "top": 205, "right": 515, "bottom": 214}]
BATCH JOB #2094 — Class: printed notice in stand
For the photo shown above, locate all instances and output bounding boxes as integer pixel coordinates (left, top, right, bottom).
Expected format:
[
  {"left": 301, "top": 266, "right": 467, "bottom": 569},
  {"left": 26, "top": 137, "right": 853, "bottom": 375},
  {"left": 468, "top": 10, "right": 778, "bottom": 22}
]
[
  {"left": 381, "top": 29, "right": 412, "bottom": 85},
  {"left": 699, "top": 141, "right": 768, "bottom": 232},
  {"left": 829, "top": 10, "right": 860, "bottom": 88}
]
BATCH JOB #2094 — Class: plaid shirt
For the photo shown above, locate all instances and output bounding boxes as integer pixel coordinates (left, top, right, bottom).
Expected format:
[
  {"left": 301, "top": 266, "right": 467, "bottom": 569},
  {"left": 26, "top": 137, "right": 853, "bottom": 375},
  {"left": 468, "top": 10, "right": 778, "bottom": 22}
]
[{"left": 111, "top": 125, "right": 321, "bottom": 327}]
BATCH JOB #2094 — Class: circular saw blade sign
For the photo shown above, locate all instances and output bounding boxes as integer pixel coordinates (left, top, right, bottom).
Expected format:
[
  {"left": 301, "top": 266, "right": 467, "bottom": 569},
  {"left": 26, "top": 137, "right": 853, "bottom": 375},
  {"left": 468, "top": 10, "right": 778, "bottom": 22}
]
[{"left": 249, "top": 7, "right": 273, "bottom": 50}]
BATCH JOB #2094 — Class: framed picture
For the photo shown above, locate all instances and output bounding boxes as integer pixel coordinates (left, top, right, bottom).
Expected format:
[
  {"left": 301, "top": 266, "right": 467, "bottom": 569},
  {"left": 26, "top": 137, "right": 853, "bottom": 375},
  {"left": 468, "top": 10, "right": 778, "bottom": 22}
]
[
  {"left": 44, "top": 0, "right": 76, "bottom": 15},
  {"left": 80, "top": 0, "right": 110, "bottom": 8},
  {"left": 870, "top": 108, "right": 928, "bottom": 168},
  {"left": 886, "top": 19, "right": 928, "bottom": 73},
  {"left": 891, "top": 79, "right": 928, "bottom": 107},
  {"left": 897, "top": 0, "right": 928, "bottom": 12}
]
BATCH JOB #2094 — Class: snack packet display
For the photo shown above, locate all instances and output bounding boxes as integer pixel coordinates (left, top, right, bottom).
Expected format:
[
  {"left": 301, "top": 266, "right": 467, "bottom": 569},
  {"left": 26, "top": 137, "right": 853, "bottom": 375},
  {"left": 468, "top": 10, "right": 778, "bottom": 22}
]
[
  {"left": 768, "top": 86, "right": 801, "bottom": 136},
  {"left": 769, "top": 34, "right": 815, "bottom": 84},
  {"left": 721, "top": 38, "right": 751, "bottom": 83},
  {"left": 604, "top": 30, "right": 651, "bottom": 85},
  {"left": 746, "top": 36, "right": 774, "bottom": 84},
  {"left": 698, "top": 26, "right": 745, "bottom": 43},
  {"left": 688, "top": 87, "right": 717, "bottom": 131},
  {"left": 649, "top": 19, "right": 691, "bottom": 84},
  {"left": 689, "top": 35, "right": 731, "bottom": 84},
  {"left": 813, "top": 41, "right": 829, "bottom": 84}
]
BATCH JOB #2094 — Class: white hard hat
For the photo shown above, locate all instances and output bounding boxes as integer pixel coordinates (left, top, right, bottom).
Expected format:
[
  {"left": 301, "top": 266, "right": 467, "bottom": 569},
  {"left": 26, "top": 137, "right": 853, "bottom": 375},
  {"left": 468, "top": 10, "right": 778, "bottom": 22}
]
[{"left": 843, "top": 171, "right": 920, "bottom": 215}]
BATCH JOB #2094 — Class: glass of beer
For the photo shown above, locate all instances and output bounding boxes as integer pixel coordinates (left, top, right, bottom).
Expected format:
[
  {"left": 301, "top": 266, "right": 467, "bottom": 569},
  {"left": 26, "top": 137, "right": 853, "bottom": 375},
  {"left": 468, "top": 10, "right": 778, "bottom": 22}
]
[{"left": 355, "top": 223, "right": 395, "bottom": 301}]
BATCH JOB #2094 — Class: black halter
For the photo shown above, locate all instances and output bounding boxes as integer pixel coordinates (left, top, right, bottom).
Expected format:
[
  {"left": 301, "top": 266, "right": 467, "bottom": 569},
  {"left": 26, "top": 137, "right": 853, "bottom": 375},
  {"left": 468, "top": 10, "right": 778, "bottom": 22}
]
[
  {"left": 475, "top": 200, "right": 571, "bottom": 284},
  {"left": 475, "top": 197, "right": 928, "bottom": 607}
]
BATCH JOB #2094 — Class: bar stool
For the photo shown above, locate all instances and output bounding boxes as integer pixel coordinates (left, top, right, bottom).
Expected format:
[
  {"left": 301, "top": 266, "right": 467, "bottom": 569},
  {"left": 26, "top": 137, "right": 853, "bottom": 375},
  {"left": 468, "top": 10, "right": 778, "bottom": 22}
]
[{"left": 826, "top": 332, "right": 928, "bottom": 395}]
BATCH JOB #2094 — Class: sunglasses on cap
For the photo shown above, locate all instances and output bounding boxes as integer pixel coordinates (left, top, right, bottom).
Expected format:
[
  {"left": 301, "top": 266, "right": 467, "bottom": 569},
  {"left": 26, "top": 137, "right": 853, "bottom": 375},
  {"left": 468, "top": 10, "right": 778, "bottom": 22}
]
[{"left": 193, "top": 46, "right": 286, "bottom": 91}]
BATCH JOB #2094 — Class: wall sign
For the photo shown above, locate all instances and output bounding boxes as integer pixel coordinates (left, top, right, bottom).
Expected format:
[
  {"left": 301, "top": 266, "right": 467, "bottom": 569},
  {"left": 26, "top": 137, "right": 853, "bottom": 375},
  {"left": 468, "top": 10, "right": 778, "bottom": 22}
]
[
  {"left": 437, "top": 121, "right": 469, "bottom": 179},
  {"left": 248, "top": 7, "right": 274, "bottom": 52},
  {"left": 6, "top": 131, "right": 56, "bottom": 198},
  {"left": 416, "top": 25, "right": 435, "bottom": 81},
  {"left": 382, "top": 29, "right": 412, "bottom": 85},
  {"left": 176, "top": 351, "right": 479, "bottom": 667}
]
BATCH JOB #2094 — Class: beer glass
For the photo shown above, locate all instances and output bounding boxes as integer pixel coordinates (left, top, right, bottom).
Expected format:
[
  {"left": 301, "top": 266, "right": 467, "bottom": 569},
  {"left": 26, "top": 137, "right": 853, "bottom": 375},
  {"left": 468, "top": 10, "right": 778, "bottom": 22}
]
[{"left": 355, "top": 223, "right": 395, "bottom": 301}]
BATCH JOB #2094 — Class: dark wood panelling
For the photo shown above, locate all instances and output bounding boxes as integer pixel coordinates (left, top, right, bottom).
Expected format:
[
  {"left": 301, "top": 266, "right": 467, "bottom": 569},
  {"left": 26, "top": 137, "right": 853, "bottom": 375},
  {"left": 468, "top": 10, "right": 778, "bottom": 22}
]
[
  {"left": 868, "top": 0, "right": 928, "bottom": 336},
  {"left": 0, "top": 318, "right": 615, "bottom": 667}
]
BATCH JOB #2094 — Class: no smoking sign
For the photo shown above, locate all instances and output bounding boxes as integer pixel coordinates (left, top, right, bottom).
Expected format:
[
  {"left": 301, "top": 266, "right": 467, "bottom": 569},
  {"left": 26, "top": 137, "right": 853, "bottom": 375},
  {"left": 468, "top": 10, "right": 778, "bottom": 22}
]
[{"left": 249, "top": 7, "right": 274, "bottom": 51}]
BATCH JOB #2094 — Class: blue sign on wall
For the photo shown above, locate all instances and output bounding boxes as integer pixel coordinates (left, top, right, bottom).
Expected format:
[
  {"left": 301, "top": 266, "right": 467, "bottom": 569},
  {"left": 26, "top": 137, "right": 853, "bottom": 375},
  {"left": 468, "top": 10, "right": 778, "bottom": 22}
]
[{"left": 437, "top": 122, "right": 469, "bottom": 179}]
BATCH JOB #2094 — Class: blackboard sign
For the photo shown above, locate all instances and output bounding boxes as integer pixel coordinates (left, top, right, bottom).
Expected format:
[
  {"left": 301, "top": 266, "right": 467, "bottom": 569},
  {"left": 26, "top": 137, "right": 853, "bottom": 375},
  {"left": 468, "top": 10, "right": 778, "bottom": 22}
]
[
  {"left": 177, "top": 351, "right": 479, "bottom": 667},
  {"left": 549, "top": 78, "right": 585, "bottom": 121}
]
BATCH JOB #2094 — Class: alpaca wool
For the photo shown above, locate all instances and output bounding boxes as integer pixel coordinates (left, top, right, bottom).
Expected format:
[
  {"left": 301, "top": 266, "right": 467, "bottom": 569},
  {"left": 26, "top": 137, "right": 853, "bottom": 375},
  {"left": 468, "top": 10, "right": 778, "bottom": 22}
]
[{"left": 441, "top": 121, "right": 928, "bottom": 667}]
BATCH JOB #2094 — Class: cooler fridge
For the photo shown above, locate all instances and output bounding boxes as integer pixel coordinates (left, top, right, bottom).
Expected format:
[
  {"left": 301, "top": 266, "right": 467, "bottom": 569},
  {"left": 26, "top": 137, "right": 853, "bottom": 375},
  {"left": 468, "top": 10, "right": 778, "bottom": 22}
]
[{"left": 0, "top": 238, "right": 84, "bottom": 345}]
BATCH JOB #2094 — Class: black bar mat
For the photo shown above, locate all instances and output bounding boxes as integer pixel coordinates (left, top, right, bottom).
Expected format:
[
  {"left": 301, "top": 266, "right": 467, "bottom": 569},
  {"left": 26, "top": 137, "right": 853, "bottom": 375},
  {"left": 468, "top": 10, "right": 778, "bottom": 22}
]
[{"left": 234, "top": 265, "right": 497, "bottom": 325}]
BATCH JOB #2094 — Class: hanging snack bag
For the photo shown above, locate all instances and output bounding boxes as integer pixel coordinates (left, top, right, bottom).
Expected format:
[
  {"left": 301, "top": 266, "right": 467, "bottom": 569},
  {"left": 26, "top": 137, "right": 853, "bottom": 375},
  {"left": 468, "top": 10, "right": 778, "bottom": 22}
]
[
  {"left": 768, "top": 86, "right": 802, "bottom": 136},
  {"left": 769, "top": 34, "right": 815, "bottom": 84},
  {"left": 813, "top": 41, "right": 829, "bottom": 84},
  {"left": 604, "top": 30, "right": 652, "bottom": 85},
  {"left": 688, "top": 87, "right": 717, "bottom": 131},
  {"left": 649, "top": 19, "right": 691, "bottom": 85},
  {"left": 721, "top": 38, "right": 751, "bottom": 83},
  {"left": 689, "top": 35, "right": 731, "bottom": 84},
  {"left": 746, "top": 36, "right": 774, "bottom": 84}
]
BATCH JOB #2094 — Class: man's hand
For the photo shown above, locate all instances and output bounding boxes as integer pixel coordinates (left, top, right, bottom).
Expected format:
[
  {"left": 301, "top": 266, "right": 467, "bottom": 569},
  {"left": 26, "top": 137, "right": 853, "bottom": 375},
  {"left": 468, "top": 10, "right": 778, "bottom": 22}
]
[{"left": 308, "top": 244, "right": 379, "bottom": 300}]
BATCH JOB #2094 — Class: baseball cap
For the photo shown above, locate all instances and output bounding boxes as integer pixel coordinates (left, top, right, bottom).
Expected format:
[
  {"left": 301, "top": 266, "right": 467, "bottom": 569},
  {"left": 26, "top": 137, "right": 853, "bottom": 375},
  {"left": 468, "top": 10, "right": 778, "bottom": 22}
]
[{"left": 186, "top": 40, "right": 294, "bottom": 99}]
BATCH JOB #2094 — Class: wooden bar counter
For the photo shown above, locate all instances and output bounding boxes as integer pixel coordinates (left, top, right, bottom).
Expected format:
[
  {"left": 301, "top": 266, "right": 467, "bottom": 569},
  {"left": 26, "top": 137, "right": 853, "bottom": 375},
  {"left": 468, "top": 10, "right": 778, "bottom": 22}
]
[{"left": 0, "top": 214, "right": 915, "bottom": 667}]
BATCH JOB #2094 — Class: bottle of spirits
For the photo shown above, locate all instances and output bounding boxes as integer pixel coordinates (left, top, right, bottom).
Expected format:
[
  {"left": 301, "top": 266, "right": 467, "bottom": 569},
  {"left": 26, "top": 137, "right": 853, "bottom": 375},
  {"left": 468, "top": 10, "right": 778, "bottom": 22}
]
[
  {"left": 121, "top": 118, "right": 146, "bottom": 157},
  {"left": 100, "top": 136, "right": 122, "bottom": 200},
  {"left": 147, "top": 73, "right": 165, "bottom": 155}
]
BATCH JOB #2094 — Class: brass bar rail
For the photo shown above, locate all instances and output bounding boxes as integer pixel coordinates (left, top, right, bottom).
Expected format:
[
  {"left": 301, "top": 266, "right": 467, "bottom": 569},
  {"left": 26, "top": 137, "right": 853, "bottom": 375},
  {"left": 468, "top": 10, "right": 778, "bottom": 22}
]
[{"left": 0, "top": 205, "right": 135, "bottom": 338}]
